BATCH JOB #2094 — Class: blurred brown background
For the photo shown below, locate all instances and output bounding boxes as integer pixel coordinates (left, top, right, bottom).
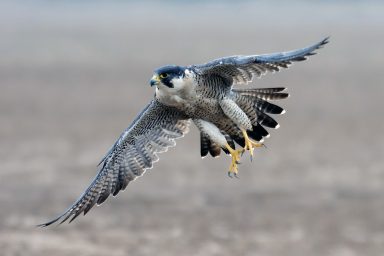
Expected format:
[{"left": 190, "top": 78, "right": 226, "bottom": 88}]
[{"left": 1, "top": 1, "right": 384, "bottom": 255}]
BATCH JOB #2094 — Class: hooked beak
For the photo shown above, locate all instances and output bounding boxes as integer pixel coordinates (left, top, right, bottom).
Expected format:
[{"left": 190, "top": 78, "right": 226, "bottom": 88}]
[{"left": 150, "top": 75, "right": 160, "bottom": 87}]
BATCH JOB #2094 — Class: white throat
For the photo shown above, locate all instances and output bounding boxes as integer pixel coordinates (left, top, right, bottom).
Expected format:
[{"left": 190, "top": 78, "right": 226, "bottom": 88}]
[{"left": 155, "top": 69, "right": 196, "bottom": 107}]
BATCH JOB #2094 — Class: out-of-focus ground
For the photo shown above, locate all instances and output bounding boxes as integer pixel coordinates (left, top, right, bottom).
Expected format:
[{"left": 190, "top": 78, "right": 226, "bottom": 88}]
[{"left": 1, "top": 1, "right": 384, "bottom": 255}]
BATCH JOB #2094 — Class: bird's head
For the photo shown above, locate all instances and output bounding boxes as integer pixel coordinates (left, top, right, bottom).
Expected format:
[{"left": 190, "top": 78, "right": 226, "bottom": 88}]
[{"left": 150, "top": 65, "right": 188, "bottom": 89}]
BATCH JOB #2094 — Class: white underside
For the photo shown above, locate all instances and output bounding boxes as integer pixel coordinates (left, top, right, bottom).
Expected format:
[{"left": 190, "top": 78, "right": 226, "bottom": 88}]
[{"left": 193, "top": 119, "right": 227, "bottom": 146}]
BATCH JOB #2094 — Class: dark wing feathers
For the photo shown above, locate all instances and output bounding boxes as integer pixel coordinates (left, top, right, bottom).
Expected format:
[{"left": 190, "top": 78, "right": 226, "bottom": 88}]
[
  {"left": 192, "top": 37, "right": 328, "bottom": 86},
  {"left": 200, "top": 134, "right": 210, "bottom": 157},
  {"left": 233, "top": 88, "right": 289, "bottom": 101},
  {"left": 255, "top": 109, "right": 279, "bottom": 129},
  {"left": 208, "top": 142, "right": 221, "bottom": 158},
  {"left": 201, "top": 89, "right": 287, "bottom": 154},
  {"left": 41, "top": 38, "right": 328, "bottom": 221},
  {"left": 39, "top": 100, "right": 190, "bottom": 226},
  {"left": 200, "top": 132, "right": 235, "bottom": 158}
]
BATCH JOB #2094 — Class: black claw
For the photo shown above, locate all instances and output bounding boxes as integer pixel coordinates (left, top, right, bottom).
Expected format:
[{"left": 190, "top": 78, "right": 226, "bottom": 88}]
[
  {"left": 227, "top": 172, "right": 233, "bottom": 178},
  {"left": 250, "top": 155, "right": 253, "bottom": 162},
  {"left": 236, "top": 161, "right": 241, "bottom": 165},
  {"left": 262, "top": 143, "right": 267, "bottom": 149},
  {"left": 234, "top": 173, "right": 239, "bottom": 179}
]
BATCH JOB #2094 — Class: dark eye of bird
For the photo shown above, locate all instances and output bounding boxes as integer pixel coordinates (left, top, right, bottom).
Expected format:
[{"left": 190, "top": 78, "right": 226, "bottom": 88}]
[{"left": 159, "top": 73, "right": 168, "bottom": 79}]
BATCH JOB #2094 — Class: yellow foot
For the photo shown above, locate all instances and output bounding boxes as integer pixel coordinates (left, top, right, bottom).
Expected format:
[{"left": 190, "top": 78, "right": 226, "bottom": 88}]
[
  {"left": 225, "top": 143, "right": 244, "bottom": 178},
  {"left": 241, "top": 129, "right": 264, "bottom": 160}
]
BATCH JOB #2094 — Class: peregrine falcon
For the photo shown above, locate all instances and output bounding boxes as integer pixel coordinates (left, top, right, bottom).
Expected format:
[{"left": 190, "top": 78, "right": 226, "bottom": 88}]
[{"left": 39, "top": 37, "right": 329, "bottom": 226}]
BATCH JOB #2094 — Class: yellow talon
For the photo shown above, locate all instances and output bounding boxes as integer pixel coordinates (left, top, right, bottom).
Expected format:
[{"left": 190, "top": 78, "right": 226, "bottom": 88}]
[
  {"left": 241, "top": 129, "right": 263, "bottom": 158},
  {"left": 225, "top": 143, "right": 244, "bottom": 177}
]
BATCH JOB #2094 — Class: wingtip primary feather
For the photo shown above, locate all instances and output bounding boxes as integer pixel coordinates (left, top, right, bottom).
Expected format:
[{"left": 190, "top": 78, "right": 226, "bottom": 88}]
[
  {"left": 37, "top": 213, "right": 66, "bottom": 227},
  {"left": 315, "top": 36, "right": 330, "bottom": 50},
  {"left": 322, "top": 36, "right": 330, "bottom": 44}
]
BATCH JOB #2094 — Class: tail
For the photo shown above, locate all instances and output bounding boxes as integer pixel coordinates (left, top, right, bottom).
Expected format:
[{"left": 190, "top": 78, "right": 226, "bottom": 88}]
[
  {"left": 233, "top": 87, "right": 288, "bottom": 101},
  {"left": 200, "top": 132, "right": 235, "bottom": 158},
  {"left": 199, "top": 87, "right": 288, "bottom": 157},
  {"left": 234, "top": 87, "right": 289, "bottom": 142}
]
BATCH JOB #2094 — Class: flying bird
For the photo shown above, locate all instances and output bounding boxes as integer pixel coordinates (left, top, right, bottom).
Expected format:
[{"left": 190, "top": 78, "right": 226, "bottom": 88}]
[{"left": 39, "top": 37, "right": 329, "bottom": 226}]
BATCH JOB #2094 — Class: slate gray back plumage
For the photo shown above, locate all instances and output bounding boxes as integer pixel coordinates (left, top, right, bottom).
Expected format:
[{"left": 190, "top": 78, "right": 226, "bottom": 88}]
[
  {"left": 39, "top": 37, "right": 328, "bottom": 226},
  {"left": 191, "top": 37, "right": 328, "bottom": 85},
  {"left": 190, "top": 37, "right": 328, "bottom": 155}
]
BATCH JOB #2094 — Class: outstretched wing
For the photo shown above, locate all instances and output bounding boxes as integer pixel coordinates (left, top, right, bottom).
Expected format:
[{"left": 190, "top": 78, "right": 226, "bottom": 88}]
[
  {"left": 192, "top": 37, "right": 329, "bottom": 86},
  {"left": 39, "top": 100, "right": 190, "bottom": 226}
]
